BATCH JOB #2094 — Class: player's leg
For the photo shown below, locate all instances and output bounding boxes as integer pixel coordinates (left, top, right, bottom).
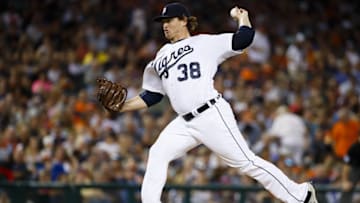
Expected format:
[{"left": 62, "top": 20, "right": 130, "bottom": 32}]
[
  {"left": 191, "top": 98, "right": 310, "bottom": 203},
  {"left": 141, "top": 116, "right": 200, "bottom": 203}
]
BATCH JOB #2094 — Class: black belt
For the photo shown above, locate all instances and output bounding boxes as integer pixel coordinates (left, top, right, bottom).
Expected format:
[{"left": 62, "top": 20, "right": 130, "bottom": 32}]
[{"left": 182, "top": 95, "right": 220, "bottom": 121}]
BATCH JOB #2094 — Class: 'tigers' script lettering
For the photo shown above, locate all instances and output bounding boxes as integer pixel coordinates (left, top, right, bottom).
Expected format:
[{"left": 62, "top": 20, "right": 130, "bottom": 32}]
[{"left": 153, "top": 45, "right": 194, "bottom": 79}]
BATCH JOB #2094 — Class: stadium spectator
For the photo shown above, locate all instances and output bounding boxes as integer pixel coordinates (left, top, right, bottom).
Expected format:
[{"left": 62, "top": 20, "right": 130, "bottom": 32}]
[
  {"left": 254, "top": 105, "right": 307, "bottom": 165},
  {"left": 329, "top": 107, "right": 359, "bottom": 159},
  {"left": 247, "top": 23, "right": 271, "bottom": 64},
  {"left": 340, "top": 135, "right": 360, "bottom": 203}
]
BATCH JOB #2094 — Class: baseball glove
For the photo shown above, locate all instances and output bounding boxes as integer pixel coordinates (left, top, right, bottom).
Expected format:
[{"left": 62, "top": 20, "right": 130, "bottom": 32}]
[{"left": 96, "top": 78, "right": 127, "bottom": 113}]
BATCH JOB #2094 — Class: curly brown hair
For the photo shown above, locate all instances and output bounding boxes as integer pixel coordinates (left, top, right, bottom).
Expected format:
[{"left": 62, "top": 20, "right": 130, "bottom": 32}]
[
  {"left": 187, "top": 16, "right": 198, "bottom": 32},
  {"left": 179, "top": 16, "right": 198, "bottom": 32}
]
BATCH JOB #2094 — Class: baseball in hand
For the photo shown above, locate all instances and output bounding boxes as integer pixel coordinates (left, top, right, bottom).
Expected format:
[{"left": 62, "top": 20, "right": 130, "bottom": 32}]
[{"left": 230, "top": 7, "right": 238, "bottom": 18}]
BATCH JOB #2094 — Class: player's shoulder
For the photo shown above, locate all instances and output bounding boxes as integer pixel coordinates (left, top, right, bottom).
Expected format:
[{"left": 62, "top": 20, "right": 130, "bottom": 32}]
[
  {"left": 144, "top": 60, "right": 154, "bottom": 70},
  {"left": 191, "top": 33, "right": 214, "bottom": 39},
  {"left": 183, "top": 34, "right": 216, "bottom": 44},
  {"left": 156, "top": 43, "right": 171, "bottom": 55},
  {"left": 191, "top": 33, "right": 231, "bottom": 41}
]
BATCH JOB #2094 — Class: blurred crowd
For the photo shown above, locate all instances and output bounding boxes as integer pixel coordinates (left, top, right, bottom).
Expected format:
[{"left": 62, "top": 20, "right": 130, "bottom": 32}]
[{"left": 0, "top": 0, "right": 359, "bottom": 202}]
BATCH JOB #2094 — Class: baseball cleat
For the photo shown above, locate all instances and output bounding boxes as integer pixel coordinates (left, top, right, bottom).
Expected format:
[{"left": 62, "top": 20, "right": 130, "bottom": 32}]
[{"left": 304, "top": 183, "right": 318, "bottom": 203}]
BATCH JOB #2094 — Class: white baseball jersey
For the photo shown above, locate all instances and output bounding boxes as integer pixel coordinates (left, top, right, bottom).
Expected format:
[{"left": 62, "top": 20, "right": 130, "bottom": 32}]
[
  {"left": 141, "top": 33, "right": 310, "bottom": 203},
  {"left": 142, "top": 33, "right": 240, "bottom": 114}
]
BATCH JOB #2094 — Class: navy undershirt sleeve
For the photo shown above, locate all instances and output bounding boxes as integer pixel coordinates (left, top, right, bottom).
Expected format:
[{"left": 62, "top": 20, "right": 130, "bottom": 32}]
[
  {"left": 140, "top": 90, "right": 164, "bottom": 107},
  {"left": 232, "top": 26, "right": 255, "bottom": 51}
]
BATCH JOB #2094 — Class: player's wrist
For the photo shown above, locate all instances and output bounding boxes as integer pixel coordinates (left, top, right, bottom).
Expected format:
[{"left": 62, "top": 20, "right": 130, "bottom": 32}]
[{"left": 238, "top": 17, "right": 252, "bottom": 28}]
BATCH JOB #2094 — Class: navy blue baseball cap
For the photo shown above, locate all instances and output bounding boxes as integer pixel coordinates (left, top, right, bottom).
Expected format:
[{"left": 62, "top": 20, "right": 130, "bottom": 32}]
[{"left": 154, "top": 2, "right": 190, "bottom": 22}]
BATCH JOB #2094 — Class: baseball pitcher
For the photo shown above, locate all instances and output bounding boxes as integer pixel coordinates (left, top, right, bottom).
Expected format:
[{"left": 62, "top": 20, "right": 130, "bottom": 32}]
[{"left": 96, "top": 2, "right": 318, "bottom": 203}]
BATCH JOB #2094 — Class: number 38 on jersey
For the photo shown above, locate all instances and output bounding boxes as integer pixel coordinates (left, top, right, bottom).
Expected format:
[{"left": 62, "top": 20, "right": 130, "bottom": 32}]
[{"left": 177, "top": 62, "right": 201, "bottom": 81}]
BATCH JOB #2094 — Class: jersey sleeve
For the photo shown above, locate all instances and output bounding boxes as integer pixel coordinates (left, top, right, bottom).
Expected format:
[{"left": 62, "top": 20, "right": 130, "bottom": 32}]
[
  {"left": 142, "top": 61, "right": 166, "bottom": 95},
  {"left": 207, "top": 33, "right": 243, "bottom": 64}
]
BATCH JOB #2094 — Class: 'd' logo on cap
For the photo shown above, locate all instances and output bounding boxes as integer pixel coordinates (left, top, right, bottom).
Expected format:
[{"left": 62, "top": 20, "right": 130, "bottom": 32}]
[{"left": 162, "top": 7, "right": 167, "bottom": 15}]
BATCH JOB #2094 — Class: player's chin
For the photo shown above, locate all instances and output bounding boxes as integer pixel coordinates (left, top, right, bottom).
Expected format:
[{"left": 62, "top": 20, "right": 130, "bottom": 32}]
[{"left": 164, "top": 32, "right": 171, "bottom": 39}]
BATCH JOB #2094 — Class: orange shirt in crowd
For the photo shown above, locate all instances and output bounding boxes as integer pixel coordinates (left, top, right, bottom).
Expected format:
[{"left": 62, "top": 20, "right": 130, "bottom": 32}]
[
  {"left": 240, "top": 67, "right": 257, "bottom": 82},
  {"left": 330, "top": 120, "right": 359, "bottom": 158}
]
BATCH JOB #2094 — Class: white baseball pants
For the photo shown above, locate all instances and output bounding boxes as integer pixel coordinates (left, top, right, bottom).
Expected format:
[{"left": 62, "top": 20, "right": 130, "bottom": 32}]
[{"left": 141, "top": 98, "right": 309, "bottom": 203}]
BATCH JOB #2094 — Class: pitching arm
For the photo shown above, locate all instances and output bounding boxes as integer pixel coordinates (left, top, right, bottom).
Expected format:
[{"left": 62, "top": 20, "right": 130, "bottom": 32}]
[{"left": 230, "top": 7, "right": 255, "bottom": 51}]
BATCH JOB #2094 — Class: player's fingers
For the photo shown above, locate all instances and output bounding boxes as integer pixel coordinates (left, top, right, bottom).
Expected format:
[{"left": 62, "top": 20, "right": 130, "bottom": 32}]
[{"left": 238, "top": 8, "right": 248, "bottom": 14}]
